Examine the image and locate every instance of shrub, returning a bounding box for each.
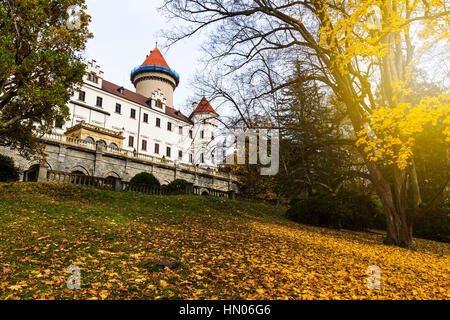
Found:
[167,179,189,194]
[413,205,449,243]
[130,172,160,186]
[0,154,20,182]
[286,190,382,231]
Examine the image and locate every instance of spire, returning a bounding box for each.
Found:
[141,47,169,68]
[192,97,219,116]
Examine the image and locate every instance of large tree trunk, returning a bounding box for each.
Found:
[378,190,413,248]
[371,167,414,249]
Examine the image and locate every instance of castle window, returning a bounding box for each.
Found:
[78,91,86,102]
[189,130,193,139]
[179,126,183,135]
[128,136,134,148]
[130,108,136,119]
[211,132,215,141]
[155,99,163,109]
[167,122,172,131]
[88,72,98,83]
[143,113,149,123]
[109,143,118,149]
[189,153,193,163]
[85,137,95,143]
[55,119,64,129]
[166,147,171,158]
[156,118,161,127]
[142,140,147,151]
[201,130,204,139]
[155,143,160,154]
[201,153,205,163]
[96,97,103,107]
[115,103,121,114]
[211,153,215,164]
[178,150,183,160]
[98,140,106,147]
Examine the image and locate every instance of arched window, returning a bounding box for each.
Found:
[109,143,118,149]
[88,72,98,83]
[85,137,95,143]
[97,140,106,146]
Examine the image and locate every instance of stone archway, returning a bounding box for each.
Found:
[24,165,40,182]
[23,161,52,182]
[199,188,210,196]
[70,166,90,176]
[104,172,121,189]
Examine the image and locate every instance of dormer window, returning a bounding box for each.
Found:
[155,99,163,109]
[118,87,124,94]
[88,72,98,84]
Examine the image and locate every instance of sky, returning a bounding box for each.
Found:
[84,0,204,114]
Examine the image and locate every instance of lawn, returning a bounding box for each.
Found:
[0,183,448,300]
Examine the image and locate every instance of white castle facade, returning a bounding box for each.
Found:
[1,48,239,195]
[56,47,220,169]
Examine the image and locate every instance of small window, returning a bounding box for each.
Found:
[155,143,160,154]
[130,109,136,119]
[211,133,215,141]
[211,153,215,164]
[166,147,171,158]
[189,130,193,139]
[156,118,161,127]
[200,130,204,139]
[189,153,193,163]
[88,72,98,83]
[178,150,183,160]
[143,113,149,123]
[142,140,147,151]
[78,91,86,102]
[155,99,163,109]
[109,143,118,149]
[201,153,205,163]
[167,122,172,131]
[85,137,95,143]
[55,119,64,129]
[179,126,183,135]
[115,103,121,114]
[96,97,103,107]
[128,136,134,148]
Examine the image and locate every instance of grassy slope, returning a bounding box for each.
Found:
[0,183,448,300]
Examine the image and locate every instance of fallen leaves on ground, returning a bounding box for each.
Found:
[0,183,448,300]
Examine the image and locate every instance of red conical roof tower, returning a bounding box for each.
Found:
[141,47,170,68]
[130,47,180,107]
[191,97,219,117]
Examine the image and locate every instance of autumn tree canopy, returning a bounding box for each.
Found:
[162,0,449,248]
[0,0,91,157]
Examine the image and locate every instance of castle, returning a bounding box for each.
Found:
[1,48,239,196]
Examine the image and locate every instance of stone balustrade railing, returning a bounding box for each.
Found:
[39,133,231,180]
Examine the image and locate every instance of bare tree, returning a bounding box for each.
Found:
[161,0,450,248]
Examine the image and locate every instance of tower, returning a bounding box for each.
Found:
[130,48,179,108]
[190,98,220,167]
